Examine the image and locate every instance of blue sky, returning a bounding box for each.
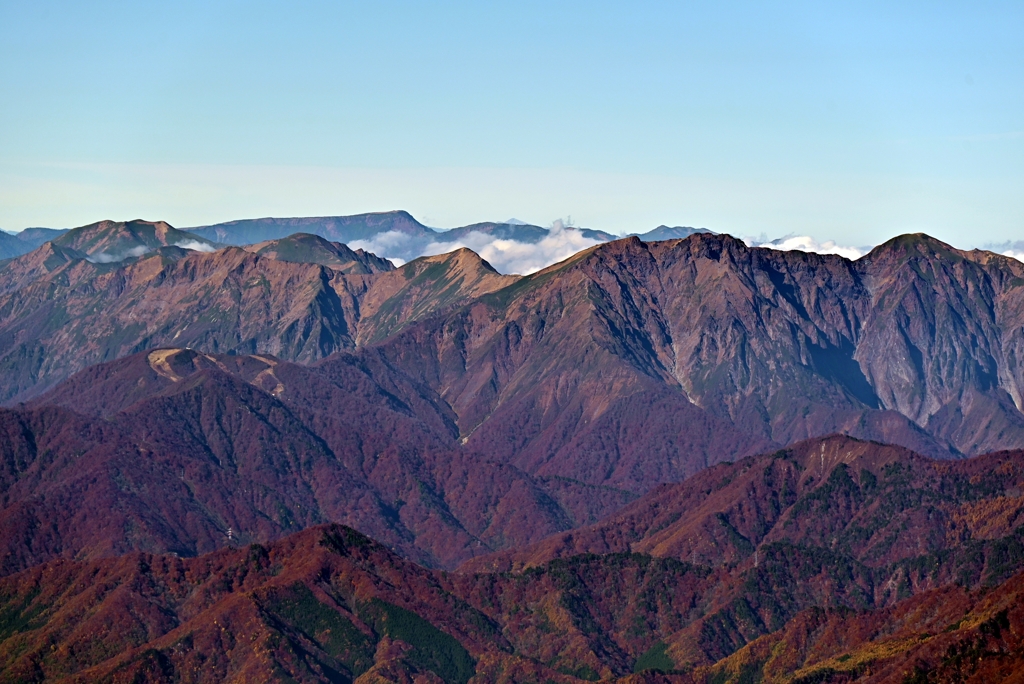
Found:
[1,1,1021,247]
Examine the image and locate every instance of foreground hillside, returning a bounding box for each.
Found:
[0,347,636,574]
[464,434,1024,572]
[0,432,1019,684]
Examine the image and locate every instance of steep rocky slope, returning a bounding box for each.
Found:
[7,229,1024,497]
[362,233,1024,493]
[0,228,514,402]
[243,233,394,273]
[0,348,632,574]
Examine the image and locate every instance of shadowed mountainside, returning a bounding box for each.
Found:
[0,443,1021,684]
[361,233,1024,485]
[0,228,68,260]
[6,230,1024,497]
[0,348,634,574]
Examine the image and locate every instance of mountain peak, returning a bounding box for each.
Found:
[246,233,393,274]
[52,219,218,261]
[863,232,960,261]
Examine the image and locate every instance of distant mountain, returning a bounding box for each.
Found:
[0,237,514,402]
[2,215,709,267]
[7,228,1024,573]
[7,231,1024,478]
[52,218,218,259]
[0,232,25,260]
[0,435,1021,681]
[244,232,394,273]
[15,227,68,247]
[0,227,70,260]
[181,211,619,263]
[184,210,435,247]
[634,224,713,241]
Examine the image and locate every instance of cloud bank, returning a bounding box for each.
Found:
[351,220,604,275]
[87,245,152,263]
[175,240,218,253]
[743,235,869,260]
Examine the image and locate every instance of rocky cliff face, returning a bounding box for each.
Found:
[364,233,1024,483]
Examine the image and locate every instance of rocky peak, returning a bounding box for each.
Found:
[52,218,218,260]
[246,233,394,274]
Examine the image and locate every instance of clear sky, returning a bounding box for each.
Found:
[1,1,1021,247]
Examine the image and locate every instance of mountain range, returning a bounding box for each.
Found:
[3,214,1024,681]
[0,434,1020,682]
[1,211,707,264]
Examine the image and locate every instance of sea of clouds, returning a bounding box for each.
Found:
[351,219,604,275]
[352,223,882,275]
[742,235,870,260]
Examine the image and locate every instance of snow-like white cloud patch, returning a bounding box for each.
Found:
[350,220,604,275]
[87,245,151,263]
[174,240,217,252]
[744,235,868,261]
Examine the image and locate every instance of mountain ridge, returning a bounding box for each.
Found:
[0,431,1021,683]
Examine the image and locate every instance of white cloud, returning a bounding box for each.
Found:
[87,245,152,263]
[174,240,217,252]
[350,220,604,275]
[744,235,868,261]
[1002,250,1024,263]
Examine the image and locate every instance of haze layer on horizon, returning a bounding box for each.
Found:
[1,2,1021,248]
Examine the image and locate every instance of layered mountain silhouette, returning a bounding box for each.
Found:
[5,215,1024,681]
[6,224,1024,462]
[0,347,634,573]
[0,228,66,260]
[184,211,633,254]
[1,211,702,264]
[0,434,1020,682]
[0,224,515,402]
